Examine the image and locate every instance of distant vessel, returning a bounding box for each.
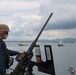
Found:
[58,40,64,46]
[19,42,27,46]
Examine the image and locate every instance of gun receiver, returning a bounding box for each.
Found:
[11,13,53,75]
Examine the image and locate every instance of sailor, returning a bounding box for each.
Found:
[0,24,24,75]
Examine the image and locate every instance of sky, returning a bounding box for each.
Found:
[0,0,76,41]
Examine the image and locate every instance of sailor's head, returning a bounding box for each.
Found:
[0,24,10,39]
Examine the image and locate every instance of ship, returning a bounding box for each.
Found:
[58,40,64,46]
[18,42,27,46]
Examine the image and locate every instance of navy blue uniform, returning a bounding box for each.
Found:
[0,40,18,75]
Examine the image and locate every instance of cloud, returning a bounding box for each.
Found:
[39,28,76,40]
[0,0,76,41]
[52,0,76,4]
[45,18,76,30]
[0,0,40,10]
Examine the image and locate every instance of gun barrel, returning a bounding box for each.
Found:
[27,13,53,53]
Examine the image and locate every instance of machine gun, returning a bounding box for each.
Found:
[10,13,53,75]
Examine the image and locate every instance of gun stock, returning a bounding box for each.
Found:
[11,13,53,75]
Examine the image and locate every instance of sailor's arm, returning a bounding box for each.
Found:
[8,49,25,56]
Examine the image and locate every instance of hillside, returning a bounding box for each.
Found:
[38,38,76,43]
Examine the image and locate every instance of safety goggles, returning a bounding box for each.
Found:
[4,31,8,35]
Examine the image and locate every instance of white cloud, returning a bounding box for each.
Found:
[0,0,76,41]
[39,28,76,40]
[0,1,40,10]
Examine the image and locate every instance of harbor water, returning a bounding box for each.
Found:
[5,41,76,75]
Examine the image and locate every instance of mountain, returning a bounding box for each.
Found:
[61,38,76,42]
[38,38,76,43]
[5,38,76,43]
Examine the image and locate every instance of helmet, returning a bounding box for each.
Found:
[0,24,10,33]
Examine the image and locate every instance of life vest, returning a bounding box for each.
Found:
[0,40,10,69]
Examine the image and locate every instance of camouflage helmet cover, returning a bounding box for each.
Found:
[0,24,10,33]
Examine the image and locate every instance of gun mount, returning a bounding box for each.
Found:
[10,13,53,75]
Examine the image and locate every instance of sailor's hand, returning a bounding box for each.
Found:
[16,50,25,61]
[19,50,25,54]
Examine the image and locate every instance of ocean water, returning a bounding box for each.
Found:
[5,41,76,75]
